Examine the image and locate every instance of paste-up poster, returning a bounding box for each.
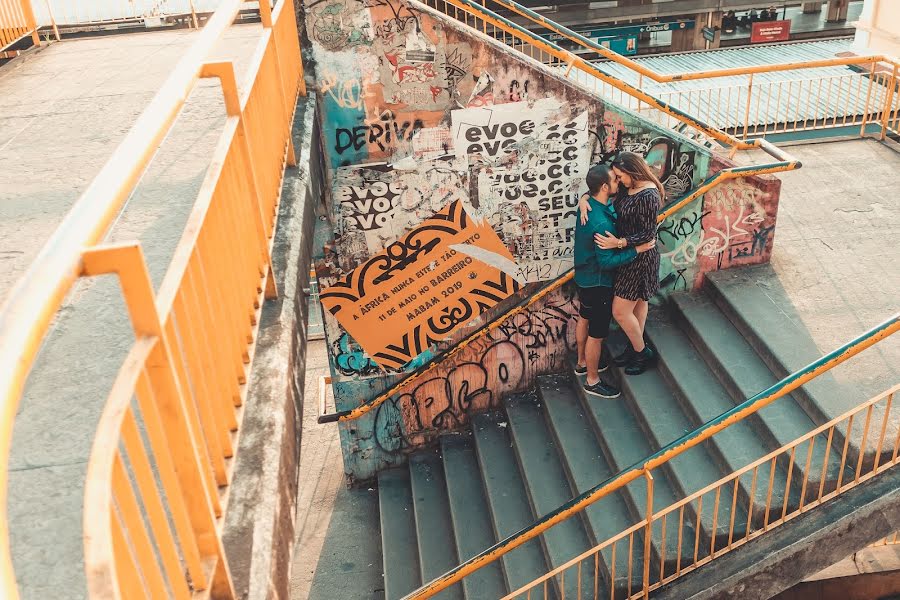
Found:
[320,200,521,370]
[332,157,469,270]
[451,100,591,283]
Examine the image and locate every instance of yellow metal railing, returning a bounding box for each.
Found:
[504,383,900,600]
[0,0,304,597]
[439,0,900,141]
[0,0,39,49]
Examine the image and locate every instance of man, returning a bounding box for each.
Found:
[573,165,655,398]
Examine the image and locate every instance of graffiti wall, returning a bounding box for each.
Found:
[657,156,782,292]
[305,0,780,481]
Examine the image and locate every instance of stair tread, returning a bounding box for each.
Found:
[472,412,553,594]
[671,292,845,489]
[610,347,738,539]
[705,267,851,420]
[537,374,641,589]
[647,311,789,512]
[569,368,690,561]
[409,451,465,600]
[440,434,509,600]
[379,468,422,600]
[504,392,597,598]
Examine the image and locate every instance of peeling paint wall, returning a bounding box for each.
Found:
[304,0,781,482]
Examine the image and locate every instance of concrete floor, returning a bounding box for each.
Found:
[758,138,900,402]
[0,26,262,598]
[289,340,385,600]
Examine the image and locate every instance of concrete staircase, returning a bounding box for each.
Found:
[373,269,864,599]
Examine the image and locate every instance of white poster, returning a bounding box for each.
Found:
[451,101,591,282]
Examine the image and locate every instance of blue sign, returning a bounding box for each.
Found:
[546,18,695,42]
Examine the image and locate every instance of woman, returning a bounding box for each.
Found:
[579,152,663,375]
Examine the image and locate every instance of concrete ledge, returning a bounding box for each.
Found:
[221,92,319,600]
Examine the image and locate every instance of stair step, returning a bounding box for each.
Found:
[671,292,848,500]
[409,450,465,600]
[440,434,508,600]
[568,367,693,568]
[705,267,866,458]
[537,374,641,593]
[603,334,737,544]
[646,313,790,528]
[472,412,554,596]
[378,468,422,600]
[504,392,596,599]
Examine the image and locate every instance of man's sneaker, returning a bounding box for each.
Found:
[583,379,621,399]
[574,363,587,375]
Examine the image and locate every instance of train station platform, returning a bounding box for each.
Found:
[720,1,864,46]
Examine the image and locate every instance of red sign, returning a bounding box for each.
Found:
[751,19,791,43]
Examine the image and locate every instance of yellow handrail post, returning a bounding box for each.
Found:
[859,62,877,137]
[637,73,644,113]
[880,64,898,140]
[742,73,754,141]
[41,0,60,41]
[20,0,40,45]
[80,243,235,598]
[643,469,654,600]
[189,0,199,29]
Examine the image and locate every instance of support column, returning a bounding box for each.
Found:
[826,0,849,22]
[670,12,718,52]
[802,2,823,14]
[707,10,723,50]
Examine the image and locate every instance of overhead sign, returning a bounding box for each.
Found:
[546,18,694,42]
[751,19,791,43]
[320,200,521,370]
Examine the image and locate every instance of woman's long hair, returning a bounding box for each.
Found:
[611,152,666,201]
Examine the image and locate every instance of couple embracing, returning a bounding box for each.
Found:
[573,152,663,399]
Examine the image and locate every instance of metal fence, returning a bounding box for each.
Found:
[0,0,38,49]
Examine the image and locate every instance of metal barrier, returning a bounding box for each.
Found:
[0,0,304,596]
[404,315,900,599]
[0,0,39,49]
[504,382,900,600]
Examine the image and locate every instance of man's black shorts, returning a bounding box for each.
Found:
[577,285,615,339]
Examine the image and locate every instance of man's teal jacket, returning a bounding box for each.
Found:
[573,197,637,288]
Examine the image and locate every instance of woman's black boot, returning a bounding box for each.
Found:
[613,346,634,367]
[625,346,655,375]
